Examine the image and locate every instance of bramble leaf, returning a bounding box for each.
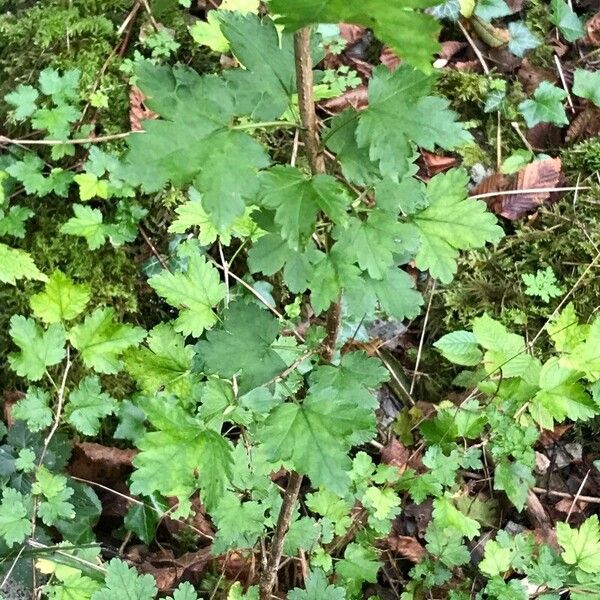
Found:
[30,271,91,323]
[148,254,226,337]
[434,330,483,366]
[410,169,503,283]
[69,308,145,374]
[9,316,66,381]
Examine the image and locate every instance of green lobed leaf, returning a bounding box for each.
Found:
[573,68,600,108]
[125,323,197,395]
[148,253,226,337]
[60,204,107,250]
[519,81,568,128]
[288,569,346,600]
[5,84,39,120]
[259,387,375,494]
[0,243,46,285]
[9,316,66,381]
[30,271,91,323]
[494,459,535,511]
[0,205,34,238]
[550,0,585,42]
[196,302,287,393]
[0,488,32,546]
[410,169,503,283]
[12,387,53,432]
[130,397,233,511]
[66,376,118,436]
[118,62,270,230]
[557,515,600,574]
[258,166,351,250]
[91,559,157,600]
[508,21,540,57]
[356,66,472,180]
[68,308,146,374]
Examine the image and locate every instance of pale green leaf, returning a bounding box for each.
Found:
[30,271,91,323]
[573,68,600,108]
[434,330,483,366]
[0,243,46,285]
[519,82,568,128]
[12,387,53,432]
[557,516,600,574]
[91,559,157,600]
[69,308,146,374]
[9,316,66,381]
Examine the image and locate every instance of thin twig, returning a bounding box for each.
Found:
[0,132,138,147]
[410,280,436,395]
[510,121,534,152]
[566,470,591,523]
[554,54,575,113]
[458,20,490,75]
[218,242,230,308]
[471,186,590,200]
[139,225,170,272]
[0,545,26,591]
[532,486,600,505]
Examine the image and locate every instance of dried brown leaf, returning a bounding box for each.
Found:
[320,86,368,114]
[585,12,600,46]
[387,535,426,562]
[381,438,410,474]
[501,158,562,219]
[129,86,158,132]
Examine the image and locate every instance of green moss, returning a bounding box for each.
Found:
[563,137,600,175]
[524,0,554,68]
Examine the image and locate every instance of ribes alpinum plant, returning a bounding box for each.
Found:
[1,1,600,599]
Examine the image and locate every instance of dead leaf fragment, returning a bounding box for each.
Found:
[321,86,368,114]
[585,12,600,46]
[387,535,426,562]
[381,438,410,474]
[130,87,158,132]
[419,151,457,177]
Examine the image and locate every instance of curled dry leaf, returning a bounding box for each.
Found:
[439,41,468,61]
[387,534,426,563]
[129,86,158,132]
[321,86,368,114]
[339,23,366,45]
[419,151,457,177]
[3,391,24,427]
[585,12,600,46]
